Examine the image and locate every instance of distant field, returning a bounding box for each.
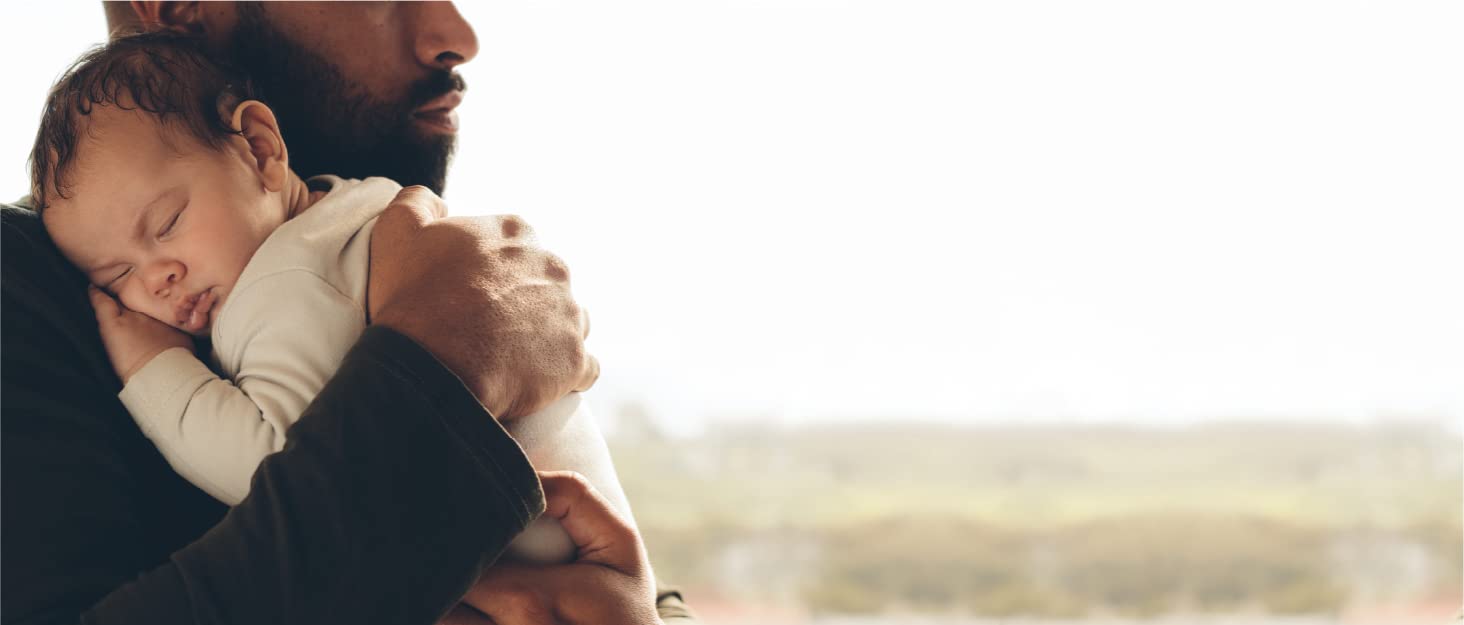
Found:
[608,420,1461,620]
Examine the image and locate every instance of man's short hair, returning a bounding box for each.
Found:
[29,31,256,211]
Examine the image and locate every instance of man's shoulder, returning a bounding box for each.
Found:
[2,197,116,386]
[3,198,46,254]
[4,200,69,295]
[4,199,81,296]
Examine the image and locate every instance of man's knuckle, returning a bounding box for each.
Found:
[497,214,526,239]
[499,245,524,260]
[542,256,569,282]
[562,470,593,494]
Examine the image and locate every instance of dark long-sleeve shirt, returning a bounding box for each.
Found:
[1,203,694,624]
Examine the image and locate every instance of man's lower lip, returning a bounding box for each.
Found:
[413,110,459,133]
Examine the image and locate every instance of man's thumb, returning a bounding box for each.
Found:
[538,471,645,576]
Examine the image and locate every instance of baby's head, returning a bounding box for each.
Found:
[31,32,304,336]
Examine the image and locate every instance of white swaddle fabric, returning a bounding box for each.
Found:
[502,392,635,563]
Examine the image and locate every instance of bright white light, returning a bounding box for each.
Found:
[4,2,1460,431]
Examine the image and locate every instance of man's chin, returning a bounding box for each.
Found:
[386,135,455,194]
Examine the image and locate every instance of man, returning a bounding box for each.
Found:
[1,2,695,623]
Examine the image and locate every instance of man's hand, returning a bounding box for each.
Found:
[367,186,598,420]
[458,471,661,625]
[88,286,194,383]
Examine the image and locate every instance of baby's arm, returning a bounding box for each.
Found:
[117,348,292,504]
[95,271,364,505]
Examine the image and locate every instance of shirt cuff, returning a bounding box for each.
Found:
[350,326,545,531]
[117,346,215,439]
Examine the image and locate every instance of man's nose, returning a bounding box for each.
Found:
[146,260,186,298]
[414,2,480,70]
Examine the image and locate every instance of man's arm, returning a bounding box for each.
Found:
[85,328,545,624]
[4,199,696,624]
[370,189,700,624]
[3,204,539,624]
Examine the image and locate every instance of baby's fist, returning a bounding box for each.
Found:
[88,286,194,383]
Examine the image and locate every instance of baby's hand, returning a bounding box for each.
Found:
[88,286,194,384]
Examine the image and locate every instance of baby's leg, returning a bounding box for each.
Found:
[500,392,635,564]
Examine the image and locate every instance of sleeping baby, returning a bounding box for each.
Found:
[29,32,629,566]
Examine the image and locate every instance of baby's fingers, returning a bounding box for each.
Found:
[88,286,122,321]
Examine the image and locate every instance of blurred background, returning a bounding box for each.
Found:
[3,2,1459,624]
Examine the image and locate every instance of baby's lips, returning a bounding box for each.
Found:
[174,288,214,332]
[191,288,218,330]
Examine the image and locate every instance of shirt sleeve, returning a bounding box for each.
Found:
[118,269,368,505]
[3,221,544,625]
[3,204,700,625]
[85,327,546,625]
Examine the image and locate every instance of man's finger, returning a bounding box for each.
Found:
[538,471,643,576]
[461,565,558,625]
[493,214,536,242]
[374,186,440,245]
[88,286,121,320]
[391,185,446,223]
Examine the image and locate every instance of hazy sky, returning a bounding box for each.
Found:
[3,2,1459,432]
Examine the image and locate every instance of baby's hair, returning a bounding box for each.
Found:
[29,31,257,212]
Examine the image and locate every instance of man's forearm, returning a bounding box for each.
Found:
[84,328,545,625]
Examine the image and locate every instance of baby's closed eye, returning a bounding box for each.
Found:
[94,266,131,294]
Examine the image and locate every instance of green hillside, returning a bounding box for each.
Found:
[610,421,1461,618]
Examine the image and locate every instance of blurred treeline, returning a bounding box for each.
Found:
[608,419,1462,618]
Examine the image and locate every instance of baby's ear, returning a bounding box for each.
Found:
[230,100,289,192]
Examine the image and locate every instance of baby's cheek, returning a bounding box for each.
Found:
[115,290,144,315]
[117,290,166,324]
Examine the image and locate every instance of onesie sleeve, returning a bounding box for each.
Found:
[119,269,368,505]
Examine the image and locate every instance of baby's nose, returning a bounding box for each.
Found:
[151,261,186,297]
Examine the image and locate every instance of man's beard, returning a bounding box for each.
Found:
[228,3,463,194]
